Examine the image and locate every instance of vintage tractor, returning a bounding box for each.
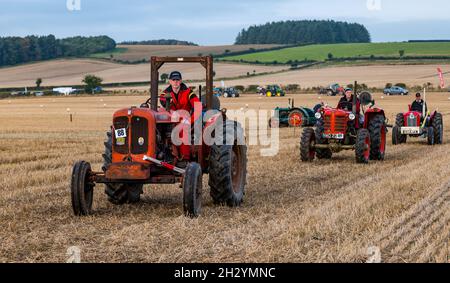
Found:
[269,98,319,128]
[300,82,387,164]
[318,83,344,96]
[70,56,247,218]
[392,91,443,145]
[265,85,285,97]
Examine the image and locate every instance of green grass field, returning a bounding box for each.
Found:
[222,42,450,63]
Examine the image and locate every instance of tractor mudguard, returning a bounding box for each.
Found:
[363,108,385,128]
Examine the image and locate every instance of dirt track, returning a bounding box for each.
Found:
[0,92,448,262]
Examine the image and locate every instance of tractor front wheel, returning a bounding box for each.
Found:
[355,129,370,164]
[395,113,407,144]
[183,162,202,218]
[368,114,387,160]
[427,127,435,145]
[300,128,316,162]
[71,161,94,216]
[288,110,304,127]
[314,119,332,159]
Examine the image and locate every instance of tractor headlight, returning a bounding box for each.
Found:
[315,112,322,119]
[349,113,356,121]
[409,113,415,119]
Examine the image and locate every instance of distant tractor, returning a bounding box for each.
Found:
[319,83,344,96]
[70,56,247,218]
[214,87,240,98]
[263,85,285,97]
[392,91,443,145]
[301,82,387,164]
[269,98,319,128]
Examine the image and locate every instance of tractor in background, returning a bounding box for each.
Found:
[301,82,387,164]
[70,56,247,218]
[319,83,344,96]
[269,98,319,128]
[392,90,443,145]
[260,85,285,97]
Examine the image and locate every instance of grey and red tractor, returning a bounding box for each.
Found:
[71,56,247,218]
[301,83,387,164]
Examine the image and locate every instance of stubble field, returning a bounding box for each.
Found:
[0,92,449,262]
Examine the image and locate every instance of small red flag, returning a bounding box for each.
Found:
[437,67,445,88]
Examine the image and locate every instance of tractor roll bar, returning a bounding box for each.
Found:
[150,56,214,111]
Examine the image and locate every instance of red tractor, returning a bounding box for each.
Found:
[70,56,247,218]
[392,96,443,145]
[300,83,387,164]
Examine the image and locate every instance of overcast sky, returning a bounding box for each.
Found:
[1,0,450,45]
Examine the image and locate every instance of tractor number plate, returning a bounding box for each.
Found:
[401,127,420,135]
[115,128,127,138]
[324,133,344,139]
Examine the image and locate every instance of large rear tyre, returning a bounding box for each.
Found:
[368,114,387,160]
[300,128,316,162]
[183,162,202,218]
[102,131,143,205]
[355,129,370,164]
[209,121,247,207]
[288,110,304,127]
[432,113,443,144]
[71,161,94,216]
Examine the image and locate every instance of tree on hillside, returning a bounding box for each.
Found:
[36,78,42,89]
[399,50,405,57]
[235,20,371,44]
[82,75,103,93]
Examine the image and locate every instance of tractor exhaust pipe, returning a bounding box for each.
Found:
[143,155,186,174]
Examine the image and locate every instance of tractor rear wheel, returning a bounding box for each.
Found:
[300,128,316,162]
[314,119,332,159]
[395,113,407,144]
[102,131,143,204]
[427,127,435,145]
[288,110,304,127]
[183,162,202,218]
[71,161,94,216]
[432,113,443,144]
[209,121,247,207]
[368,114,386,160]
[355,129,370,164]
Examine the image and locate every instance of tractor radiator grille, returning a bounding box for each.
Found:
[324,115,347,133]
[131,116,148,154]
[113,116,129,154]
[407,116,418,127]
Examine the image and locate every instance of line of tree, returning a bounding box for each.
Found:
[119,39,198,46]
[235,20,371,45]
[0,35,116,67]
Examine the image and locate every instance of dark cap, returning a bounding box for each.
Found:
[169,71,182,80]
[345,87,353,92]
[416,92,421,97]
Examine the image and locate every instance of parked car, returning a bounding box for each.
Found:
[384,86,409,96]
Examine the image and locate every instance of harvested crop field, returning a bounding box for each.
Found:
[0,92,448,262]
[92,44,283,61]
[0,59,287,88]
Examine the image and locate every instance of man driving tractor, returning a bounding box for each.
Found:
[411,92,428,114]
[160,71,202,165]
[337,88,363,125]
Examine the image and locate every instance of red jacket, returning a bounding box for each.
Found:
[160,83,200,113]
